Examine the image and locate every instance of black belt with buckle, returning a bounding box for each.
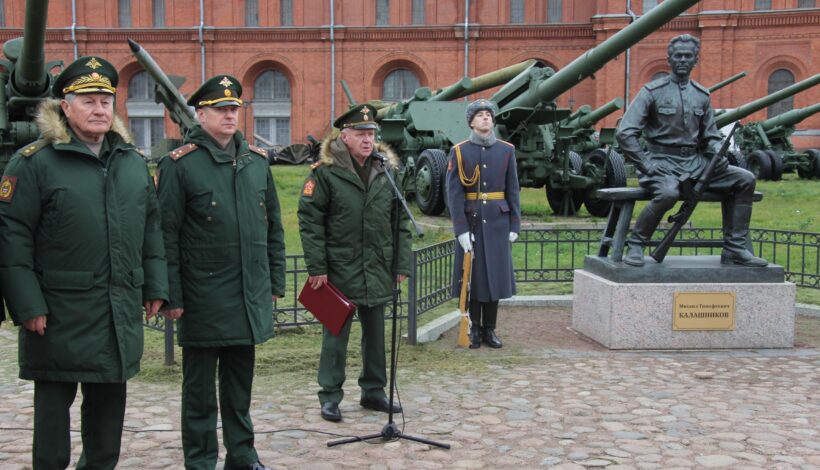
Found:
[647,143,698,157]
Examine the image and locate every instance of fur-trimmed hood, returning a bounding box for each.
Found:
[35,98,134,146]
[319,133,400,171]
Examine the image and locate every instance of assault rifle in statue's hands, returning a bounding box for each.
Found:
[650,122,739,263]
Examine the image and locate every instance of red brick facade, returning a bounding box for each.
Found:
[2,0,818,150]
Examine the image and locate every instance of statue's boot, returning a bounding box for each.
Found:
[624,206,663,267]
[720,203,767,267]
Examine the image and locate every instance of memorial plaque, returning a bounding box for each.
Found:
[673,292,735,331]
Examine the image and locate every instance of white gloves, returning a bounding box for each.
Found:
[509,232,518,243]
[457,232,473,253]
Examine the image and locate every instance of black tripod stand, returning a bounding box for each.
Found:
[328,154,450,449]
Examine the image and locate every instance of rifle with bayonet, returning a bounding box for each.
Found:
[650,123,740,263]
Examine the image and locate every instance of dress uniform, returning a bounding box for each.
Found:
[297,104,412,422]
[447,99,521,349]
[617,34,766,267]
[0,56,168,469]
[157,75,285,470]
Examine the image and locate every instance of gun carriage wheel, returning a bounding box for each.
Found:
[764,150,783,181]
[546,151,584,215]
[414,149,448,216]
[801,149,820,179]
[747,150,773,180]
[582,149,627,217]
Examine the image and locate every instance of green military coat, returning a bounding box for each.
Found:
[157,125,285,347]
[0,99,168,383]
[298,137,412,307]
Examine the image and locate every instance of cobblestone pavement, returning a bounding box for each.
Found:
[0,327,819,469]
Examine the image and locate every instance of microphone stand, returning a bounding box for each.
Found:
[328,154,449,449]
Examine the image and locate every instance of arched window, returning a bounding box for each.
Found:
[253,70,292,148]
[767,69,795,118]
[382,69,419,102]
[651,71,668,82]
[126,71,165,158]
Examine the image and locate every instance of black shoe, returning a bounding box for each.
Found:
[482,328,503,348]
[469,325,481,349]
[321,401,342,422]
[360,396,402,413]
[720,250,768,267]
[225,462,271,470]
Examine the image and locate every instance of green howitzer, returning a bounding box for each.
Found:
[733,102,820,180]
[715,72,820,128]
[365,0,700,217]
[708,71,747,93]
[128,39,196,157]
[0,0,62,173]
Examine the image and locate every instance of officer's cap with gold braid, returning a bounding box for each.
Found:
[52,56,118,98]
[333,104,378,130]
[187,75,243,108]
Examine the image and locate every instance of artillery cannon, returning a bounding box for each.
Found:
[713,72,820,180]
[341,0,700,216]
[0,0,62,173]
[733,103,820,180]
[708,71,747,94]
[128,39,197,159]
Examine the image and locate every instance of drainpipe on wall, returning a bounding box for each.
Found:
[70,0,78,59]
[625,1,637,110]
[463,0,469,95]
[330,0,336,126]
[199,0,206,83]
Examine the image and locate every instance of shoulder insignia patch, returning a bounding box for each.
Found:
[310,161,323,170]
[645,76,671,91]
[302,178,316,197]
[691,80,710,95]
[20,140,48,157]
[248,145,268,158]
[169,143,198,161]
[0,175,18,203]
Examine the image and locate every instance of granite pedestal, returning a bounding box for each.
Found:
[572,256,795,349]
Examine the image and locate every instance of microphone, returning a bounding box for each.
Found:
[372,152,387,162]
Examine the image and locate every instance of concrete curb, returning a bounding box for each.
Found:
[412,295,819,344]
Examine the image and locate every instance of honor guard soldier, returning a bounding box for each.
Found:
[446,99,521,349]
[157,75,285,470]
[0,56,169,469]
[297,104,412,422]
[617,34,767,268]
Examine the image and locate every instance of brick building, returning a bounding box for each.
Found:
[1,0,818,155]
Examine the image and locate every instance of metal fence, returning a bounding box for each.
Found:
[149,227,819,362]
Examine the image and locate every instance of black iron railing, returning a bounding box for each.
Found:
[150,227,819,361]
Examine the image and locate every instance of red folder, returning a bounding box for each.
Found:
[298,279,357,336]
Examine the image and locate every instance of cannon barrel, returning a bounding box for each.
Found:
[376,59,536,119]
[340,79,358,105]
[577,97,624,129]
[12,0,50,96]
[128,39,197,132]
[501,0,700,110]
[760,102,820,132]
[708,71,747,93]
[715,73,820,128]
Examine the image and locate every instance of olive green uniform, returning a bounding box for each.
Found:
[297,137,411,405]
[157,124,285,469]
[0,99,168,469]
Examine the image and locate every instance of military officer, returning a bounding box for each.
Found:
[157,75,285,470]
[0,56,168,469]
[446,99,521,349]
[617,34,767,268]
[297,104,412,422]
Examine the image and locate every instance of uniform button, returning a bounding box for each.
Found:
[483,164,487,168]
[259,202,264,207]
[483,219,487,223]
[211,201,217,206]
[482,201,487,204]
[483,182,487,186]
[206,216,212,221]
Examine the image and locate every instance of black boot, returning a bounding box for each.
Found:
[624,205,663,267]
[721,203,767,267]
[481,301,502,348]
[469,325,481,349]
